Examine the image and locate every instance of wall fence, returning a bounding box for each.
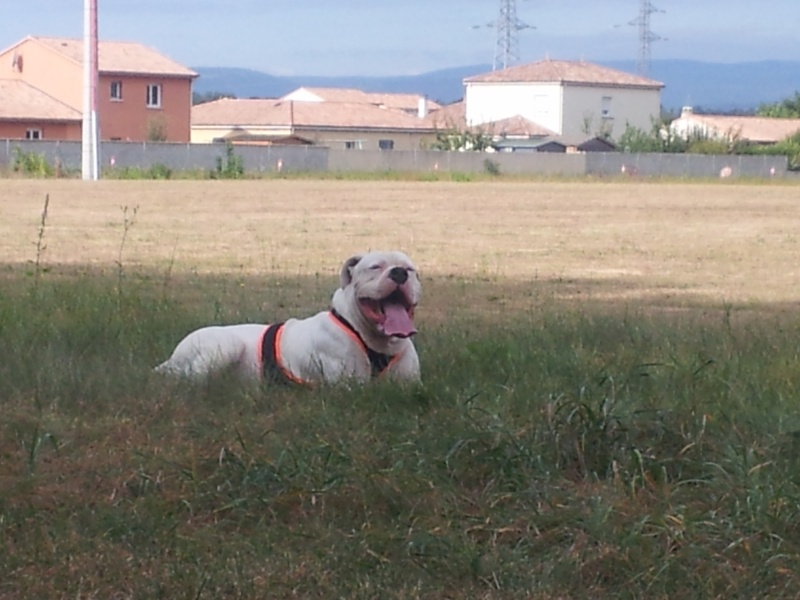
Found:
[0,139,791,180]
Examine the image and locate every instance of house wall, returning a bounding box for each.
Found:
[465,80,661,139]
[0,121,80,141]
[0,38,82,107]
[282,89,324,102]
[297,129,437,151]
[191,125,294,144]
[562,85,661,139]
[465,82,563,133]
[99,75,193,142]
[191,125,436,151]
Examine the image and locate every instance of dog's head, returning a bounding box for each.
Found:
[337,251,421,339]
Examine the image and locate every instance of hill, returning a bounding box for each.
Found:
[193,60,800,112]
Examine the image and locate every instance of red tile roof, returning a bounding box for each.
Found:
[31,36,197,78]
[479,114,556,138]
[0,79,81,121]
[465,58,663,89]
[674,112,800,144]
[426,101,467,129]
[192,98,437,131]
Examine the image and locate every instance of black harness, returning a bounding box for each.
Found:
[260,311,394,384]
[260,322,290,384]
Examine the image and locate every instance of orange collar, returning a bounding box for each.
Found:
[328,310,400,377]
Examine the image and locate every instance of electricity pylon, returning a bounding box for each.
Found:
[473,0,535,70]
[630,0,664,77]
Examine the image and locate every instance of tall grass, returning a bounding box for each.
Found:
[2,264,800,598]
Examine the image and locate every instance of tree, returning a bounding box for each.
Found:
[615,117,688,153]
[756,92,800,118]
[429,128,493,152]
[193,91,237,106]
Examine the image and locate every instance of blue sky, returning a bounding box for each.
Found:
[1,1,798,76]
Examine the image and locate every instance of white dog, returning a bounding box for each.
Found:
[155,251,421,384]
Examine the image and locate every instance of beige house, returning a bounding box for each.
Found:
[192,89,440,150]
[0,35,197,142]
[464,58,664,140]
[670,106,800,145]
[282,87,440,116]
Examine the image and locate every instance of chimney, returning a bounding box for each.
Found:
[681,106,694,117]
[417,97,428,119]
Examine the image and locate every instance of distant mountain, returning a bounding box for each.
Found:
[192,64,484,105]
[603,59,800,112]
[192,60,800,112]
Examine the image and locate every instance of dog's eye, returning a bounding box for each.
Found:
[369,264,382,270]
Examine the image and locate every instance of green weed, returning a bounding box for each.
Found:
[1,269,800,597]
[11,147,55,177]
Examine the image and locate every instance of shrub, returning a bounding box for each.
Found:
[211,142,244,179]
[12,147,54,177]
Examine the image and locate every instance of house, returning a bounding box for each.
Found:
[282,87,441,117]
[463,58,664,140]
[0,79,81,140]
[191,92,440,150]
[425,99,611,153]
[0,36,197,142]
[670,106,800,145]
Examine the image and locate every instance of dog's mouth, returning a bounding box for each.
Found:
[358,289,417,338]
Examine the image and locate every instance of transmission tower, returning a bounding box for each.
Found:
[629,0,664,77]
[473,0,535,71]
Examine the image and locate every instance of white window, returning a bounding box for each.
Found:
[110,81,123,101]
[25,129,42,140]
[344,141,359,150]
[601,96,613,118]
[146,84,162,108]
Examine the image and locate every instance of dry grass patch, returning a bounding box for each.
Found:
[2,178,800,308]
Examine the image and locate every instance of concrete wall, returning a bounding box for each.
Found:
[0,139,790,179]
[327,148,587,176]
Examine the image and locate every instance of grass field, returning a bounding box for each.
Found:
[2,178,800,598]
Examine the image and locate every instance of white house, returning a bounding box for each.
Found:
[463,58,664,140]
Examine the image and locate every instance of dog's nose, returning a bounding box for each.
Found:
[388,266,408,284]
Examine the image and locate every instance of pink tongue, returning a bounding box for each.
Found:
[382,303,417,337]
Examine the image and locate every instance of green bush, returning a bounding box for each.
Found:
[12,147,55,177]
[211,142,245,179]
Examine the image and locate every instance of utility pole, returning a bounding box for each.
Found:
[82,0,99,180]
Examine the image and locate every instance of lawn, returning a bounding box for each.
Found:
[2,178,800,598]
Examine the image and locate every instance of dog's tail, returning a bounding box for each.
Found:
[153,360,178,375]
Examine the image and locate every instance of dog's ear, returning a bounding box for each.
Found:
[340,255,363,288]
